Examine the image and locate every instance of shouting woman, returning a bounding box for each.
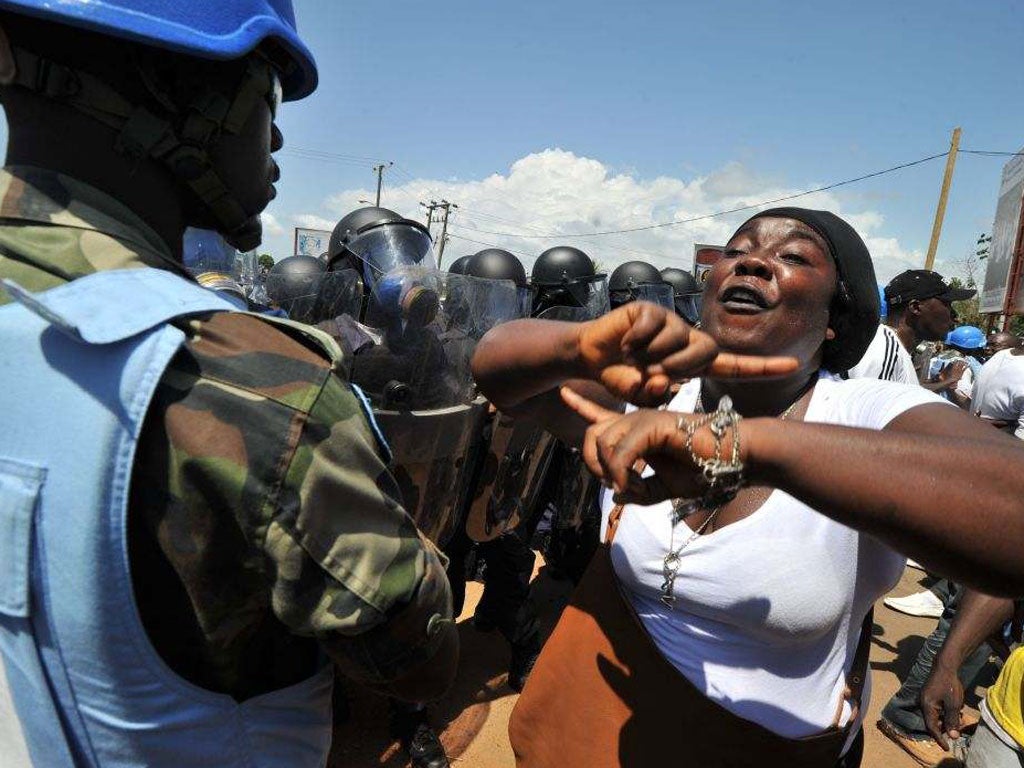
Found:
[471,208,1024,768]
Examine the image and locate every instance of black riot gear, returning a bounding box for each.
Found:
[326,206,439,326]
[661,267,703,324]
[530,246,594,286]
[327,206,435,290]
[609,260,662,293]
[265,255,325,321]
[448,255,473,275]
[608,260,668,309]
[529,246,607,317]
[466,249,527,288]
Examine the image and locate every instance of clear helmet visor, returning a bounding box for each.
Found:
[533,275,610,320]
[630,281,675,311]
[674,293,703,325]
[347,223,436,293]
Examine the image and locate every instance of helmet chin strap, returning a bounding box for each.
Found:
[8,46,269,252]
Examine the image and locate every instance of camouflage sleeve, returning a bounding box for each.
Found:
[265,370,457,692]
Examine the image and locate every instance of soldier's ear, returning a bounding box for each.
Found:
[0,24,14,86]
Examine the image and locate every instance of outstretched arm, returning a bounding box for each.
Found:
[563,391,1024,595]
[471,302,798,445]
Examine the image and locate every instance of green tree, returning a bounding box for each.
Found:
[948,276,983,328]
[257,253,275,271]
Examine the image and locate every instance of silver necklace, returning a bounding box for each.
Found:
[659,382,811,608]
[660,506,722,607]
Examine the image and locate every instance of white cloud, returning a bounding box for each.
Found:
[261,211,284,237]
[293,213,335,231]
[291,148,921,281]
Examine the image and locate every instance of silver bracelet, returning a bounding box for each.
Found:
[672,395,745,520]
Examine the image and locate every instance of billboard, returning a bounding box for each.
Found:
[693,244,725,286]
[293,227,331,258]
[979,148,1024,314]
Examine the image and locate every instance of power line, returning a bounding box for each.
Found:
[960,149,1024,157]
[436,152,949,239]
[446,232,532,260]
[281,146,390,164]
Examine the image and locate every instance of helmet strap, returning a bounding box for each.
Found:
[8,46,269,251]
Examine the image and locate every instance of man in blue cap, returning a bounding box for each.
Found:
[0,3,456,766]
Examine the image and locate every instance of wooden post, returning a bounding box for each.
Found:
[924,127,962,271]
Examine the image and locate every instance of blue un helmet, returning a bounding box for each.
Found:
[877,285,888,320]
[0,1,317,250]
[0,0,317,99]
[945,325,986,350]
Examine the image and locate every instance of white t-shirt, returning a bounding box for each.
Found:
[971,349,1024,439]
[846,324,918,384]
[602,373,945,743]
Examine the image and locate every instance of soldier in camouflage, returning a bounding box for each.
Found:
[0,3,456,763]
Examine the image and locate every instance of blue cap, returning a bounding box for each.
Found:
[945,325,986,350]
[0,0,317,100]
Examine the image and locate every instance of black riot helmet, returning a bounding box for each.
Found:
[661,267,703,324]
[529,246,608,317]
[326,206,435,290]
[530,246,595,286]
[265,255,325,322]
[608,260,667,309]
[466,249,527,288]
[448,255,473,275]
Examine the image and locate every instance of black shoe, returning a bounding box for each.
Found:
[508,636,541,693]
[404,722,450,768]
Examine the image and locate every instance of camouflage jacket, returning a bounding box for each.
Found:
[0,166,455,700]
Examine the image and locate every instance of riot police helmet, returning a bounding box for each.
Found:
[327,206,435,289]
[609,261,663,293]
[660,267,703,324]
[466,248,527,288]
[448,255,473,275]
[660,267,700,297]
[265,255,325,321]
[530,246,595,286]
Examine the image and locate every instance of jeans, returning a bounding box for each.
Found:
[881,581,994,738]
[967,719,1024,768]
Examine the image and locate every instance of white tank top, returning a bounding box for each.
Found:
[604,373,945,740]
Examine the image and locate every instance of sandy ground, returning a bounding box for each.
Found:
[329,560,999,768]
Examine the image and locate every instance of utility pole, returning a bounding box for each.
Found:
[924,127,962,271]
[420,200,437,233]
[419,199,457,267]
[435,200,456,267]
[372,161,393,207]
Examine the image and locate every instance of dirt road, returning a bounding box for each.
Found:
[330,561,997,767]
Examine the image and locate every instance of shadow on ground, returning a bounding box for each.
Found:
[328,566,573,767]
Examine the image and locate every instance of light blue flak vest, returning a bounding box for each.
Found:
[0,269,334,767]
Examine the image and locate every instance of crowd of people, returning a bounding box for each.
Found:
[1,3,1023,768]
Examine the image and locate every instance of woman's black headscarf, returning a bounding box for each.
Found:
[744,207,880,373]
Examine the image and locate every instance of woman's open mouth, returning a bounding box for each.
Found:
[719,284,770,313]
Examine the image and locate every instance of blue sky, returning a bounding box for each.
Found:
[4,0,1021,283]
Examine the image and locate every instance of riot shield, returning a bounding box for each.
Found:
[356,268,520,409]
[373,403,489,546]
[464,412,556,543]
[352,269,521,546]
[183,227,249,308]
[264,267,364,327]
